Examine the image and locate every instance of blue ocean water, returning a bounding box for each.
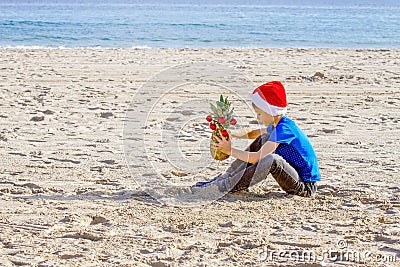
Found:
[0,0,399,48]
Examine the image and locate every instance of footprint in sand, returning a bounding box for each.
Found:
[100,112,114,119]
[30,116,45,122]
[62,232,102,241]
[90,215,111,226]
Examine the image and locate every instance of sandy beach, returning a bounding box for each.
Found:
[0,48,399,266]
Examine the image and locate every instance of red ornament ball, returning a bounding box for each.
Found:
[210,123,216,130]
[230,118,237,125]
[218,117,226,124]
[206,115,212,122]
[221,130,229,137]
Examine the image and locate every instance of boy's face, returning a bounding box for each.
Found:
[252,103,274,126]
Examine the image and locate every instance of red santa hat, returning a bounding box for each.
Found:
[249,81,287,116]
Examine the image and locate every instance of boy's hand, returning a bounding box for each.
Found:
[211,130,232,155]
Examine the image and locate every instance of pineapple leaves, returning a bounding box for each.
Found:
[227,107,234,117]
[210,95,234,123]
[217,101,225,109]
[210,103,219,115]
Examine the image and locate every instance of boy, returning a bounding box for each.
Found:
[193,81,320,197]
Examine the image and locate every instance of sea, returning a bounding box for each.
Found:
[0,0,399,48]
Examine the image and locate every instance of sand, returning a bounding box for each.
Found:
[0,48,399,266]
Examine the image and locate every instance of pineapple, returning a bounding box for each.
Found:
[206,95,237,161]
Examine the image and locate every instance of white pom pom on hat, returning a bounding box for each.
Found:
[249,81,287,116]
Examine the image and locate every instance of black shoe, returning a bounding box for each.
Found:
[190,180,226,195]
[194,173,223,187]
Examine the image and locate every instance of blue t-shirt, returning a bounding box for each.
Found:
[267,116,320,182]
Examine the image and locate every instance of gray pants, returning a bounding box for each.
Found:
[217,133,317,197]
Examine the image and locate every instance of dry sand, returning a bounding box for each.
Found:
[0,48,399,266]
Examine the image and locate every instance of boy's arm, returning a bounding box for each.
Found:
[230,141,278,164]
[212,130,278,164]
[230,128,266,139]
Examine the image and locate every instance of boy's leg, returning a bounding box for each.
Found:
[195,133,270,187]
[194,133,270,188]
[215,133,270,191]
[217,154,316,197]
[224,133,270,176]
[267,154,317,197]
